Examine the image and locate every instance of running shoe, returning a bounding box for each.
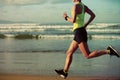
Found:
[55,69,68,79]
[107,46,120,57]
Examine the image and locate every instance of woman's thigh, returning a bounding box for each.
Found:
[67,40,78,54]
[78,42,90,57]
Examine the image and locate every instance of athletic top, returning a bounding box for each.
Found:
[72,2,85,31]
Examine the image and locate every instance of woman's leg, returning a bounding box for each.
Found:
[64,40,78,72]
[79,42,109,59]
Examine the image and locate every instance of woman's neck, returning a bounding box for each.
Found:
[75,1,80,4]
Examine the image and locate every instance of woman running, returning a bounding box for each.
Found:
[55,0,119,79]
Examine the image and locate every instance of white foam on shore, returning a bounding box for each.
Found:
[0,23,120,39]
[91,35,120,39]
[2,34,120,39]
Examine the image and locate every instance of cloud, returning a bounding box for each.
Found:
[0,0,120,24]
[51,0,71,4]
[0,0,70,6]
[0,0,48,6]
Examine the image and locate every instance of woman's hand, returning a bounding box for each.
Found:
[63,12,69,21]
[63,12,68,18]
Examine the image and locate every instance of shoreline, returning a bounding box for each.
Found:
[0,74,120,80]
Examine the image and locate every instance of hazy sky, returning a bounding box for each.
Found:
[0,0,120,24]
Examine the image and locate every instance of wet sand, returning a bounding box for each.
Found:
[0,74,120,80]
[0,39,120,80]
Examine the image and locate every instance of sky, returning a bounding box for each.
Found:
[0,0,120,24]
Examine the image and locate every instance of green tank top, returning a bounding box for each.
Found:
[72,2,85,31]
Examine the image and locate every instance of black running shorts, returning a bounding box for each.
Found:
[73,27,88,44]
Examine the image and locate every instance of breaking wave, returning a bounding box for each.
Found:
[0,23,120,39]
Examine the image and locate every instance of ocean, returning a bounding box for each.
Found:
[0,23,120,77]
[0,23,120,39]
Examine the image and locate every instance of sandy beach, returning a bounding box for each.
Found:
[0,24,120,80]
[0,74,120,80]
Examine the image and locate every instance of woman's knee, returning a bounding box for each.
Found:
[80,50,91,59]
[84,50,97,59]
[84,55,90,59]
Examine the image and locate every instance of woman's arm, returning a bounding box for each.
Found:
[63,5,77,23]
[84,5,96,28]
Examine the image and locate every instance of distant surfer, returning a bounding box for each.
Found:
[55,0,119,79]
